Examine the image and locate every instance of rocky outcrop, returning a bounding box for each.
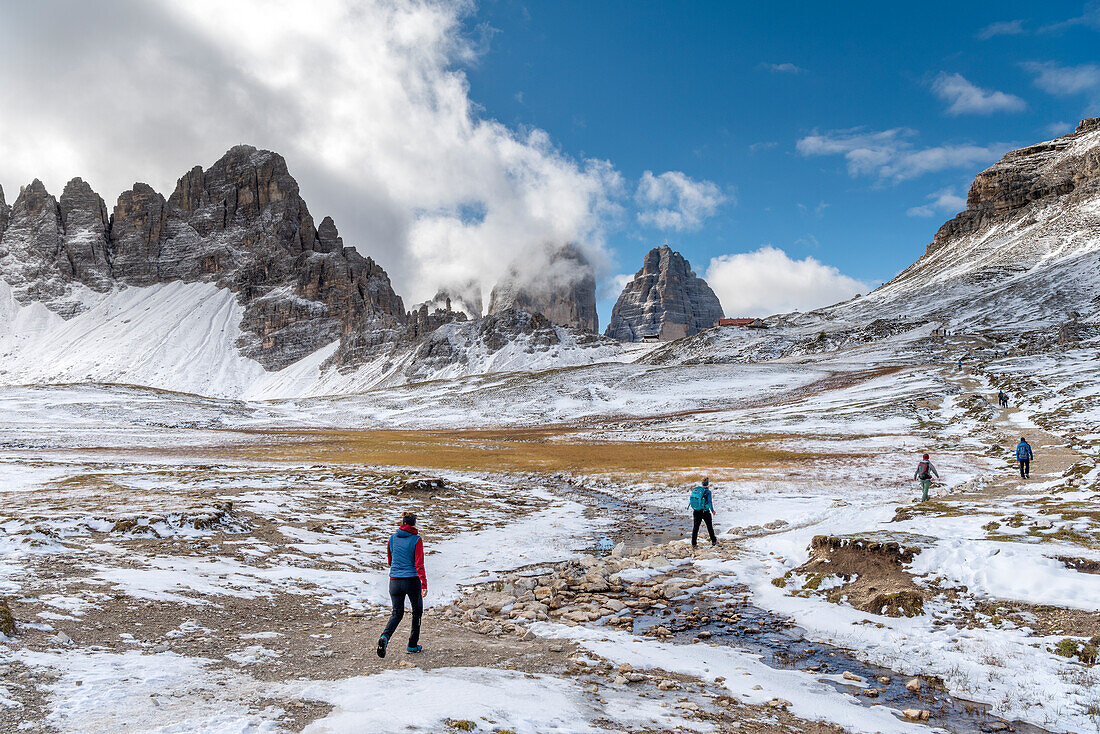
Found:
[0,146,407,370]
[108,183,167,286]
[927,117,1100,255]
[58,178,113,293]
[487,245,598,332]
[0,179,117,316]
[828,117,1100,328]
[425,282,483,318]
[0,185,10,245]
[605,245,723,342]
[0,180,71,314]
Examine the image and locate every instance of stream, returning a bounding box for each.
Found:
[564,480,1054,734]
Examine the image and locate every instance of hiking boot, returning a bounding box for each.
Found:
[376,635,388,658]
[406,645,423,654]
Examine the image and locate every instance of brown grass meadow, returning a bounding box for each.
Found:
[209,426,825,483]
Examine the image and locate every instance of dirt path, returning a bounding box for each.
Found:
[942,365,1082,502]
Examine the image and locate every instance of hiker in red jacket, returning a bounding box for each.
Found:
[377,512,428,657]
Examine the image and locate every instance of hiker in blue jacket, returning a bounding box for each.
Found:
[377,512,428,658]
[689,478,718,548]
[1016,438,1034,479]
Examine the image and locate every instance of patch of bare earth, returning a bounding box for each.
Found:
[793,536,926,617]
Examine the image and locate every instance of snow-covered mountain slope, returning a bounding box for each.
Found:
[0,279,625,400]
[0,280,268,398]
[248,311,626,400]
[647,118,1100,368]
[837,117,1100,328]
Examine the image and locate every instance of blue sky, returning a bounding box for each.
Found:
[460,0,1100,320]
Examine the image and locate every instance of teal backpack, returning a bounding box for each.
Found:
[689,485,708,510]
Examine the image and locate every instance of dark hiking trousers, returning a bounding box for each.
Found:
[1019,459,1030,479]
[692,510,717,547]
[382,577,423,647]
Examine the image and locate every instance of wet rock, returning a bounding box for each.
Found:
[842,671,861,682]
[902,708,931,721]
[905,677,922,692]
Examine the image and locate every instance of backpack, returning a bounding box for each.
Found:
[917,460,931,480]
[689,486,708,510]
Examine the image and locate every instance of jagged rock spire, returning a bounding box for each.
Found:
[605,244,723,342]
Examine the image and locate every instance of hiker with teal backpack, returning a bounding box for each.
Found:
[689,478,718,548]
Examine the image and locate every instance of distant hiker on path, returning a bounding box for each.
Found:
[689,478,718,548]
[997,390,1009,408]
[1016,438,1034,479]
[378,512,427,658]
[914,454,939,502]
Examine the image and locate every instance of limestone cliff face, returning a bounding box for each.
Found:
[0,185,9,239]
[604,245,723,342]
[928,117,1100,256]
[0,146,406,369]
[487,245,599,332]
[834,117,1100,327]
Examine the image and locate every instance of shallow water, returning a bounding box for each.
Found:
[632,591,1051,734]
[569,481,1052,733]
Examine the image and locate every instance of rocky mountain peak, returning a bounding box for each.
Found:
[487,245,598,332]
[0,179,69,313]
[838,117,1100,327]
[1076,117,1100,134]
[58,177,112,292]
[927,118,1100,256]
[605,244,723,342]
[0,146,407,370]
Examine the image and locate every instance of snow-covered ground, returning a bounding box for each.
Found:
[2,323,1100,733]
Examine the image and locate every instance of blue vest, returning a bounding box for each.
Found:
[389,528,421,578]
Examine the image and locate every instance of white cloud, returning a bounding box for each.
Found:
[759,62,804,74]
[704,246,869,317]
[976,20,1025,39]
[0,0,626,305]
[1044,120,1073,137]
[796,202,828,218]
[634,171,728,231]
[1023,61,1100,95]
[931,73,1026,115]
[601,272,635,301]
[796,128,1008,182]
[1040,3,1100,33]
[906,188,967,218]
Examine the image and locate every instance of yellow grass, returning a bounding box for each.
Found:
[205,427,823,482]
